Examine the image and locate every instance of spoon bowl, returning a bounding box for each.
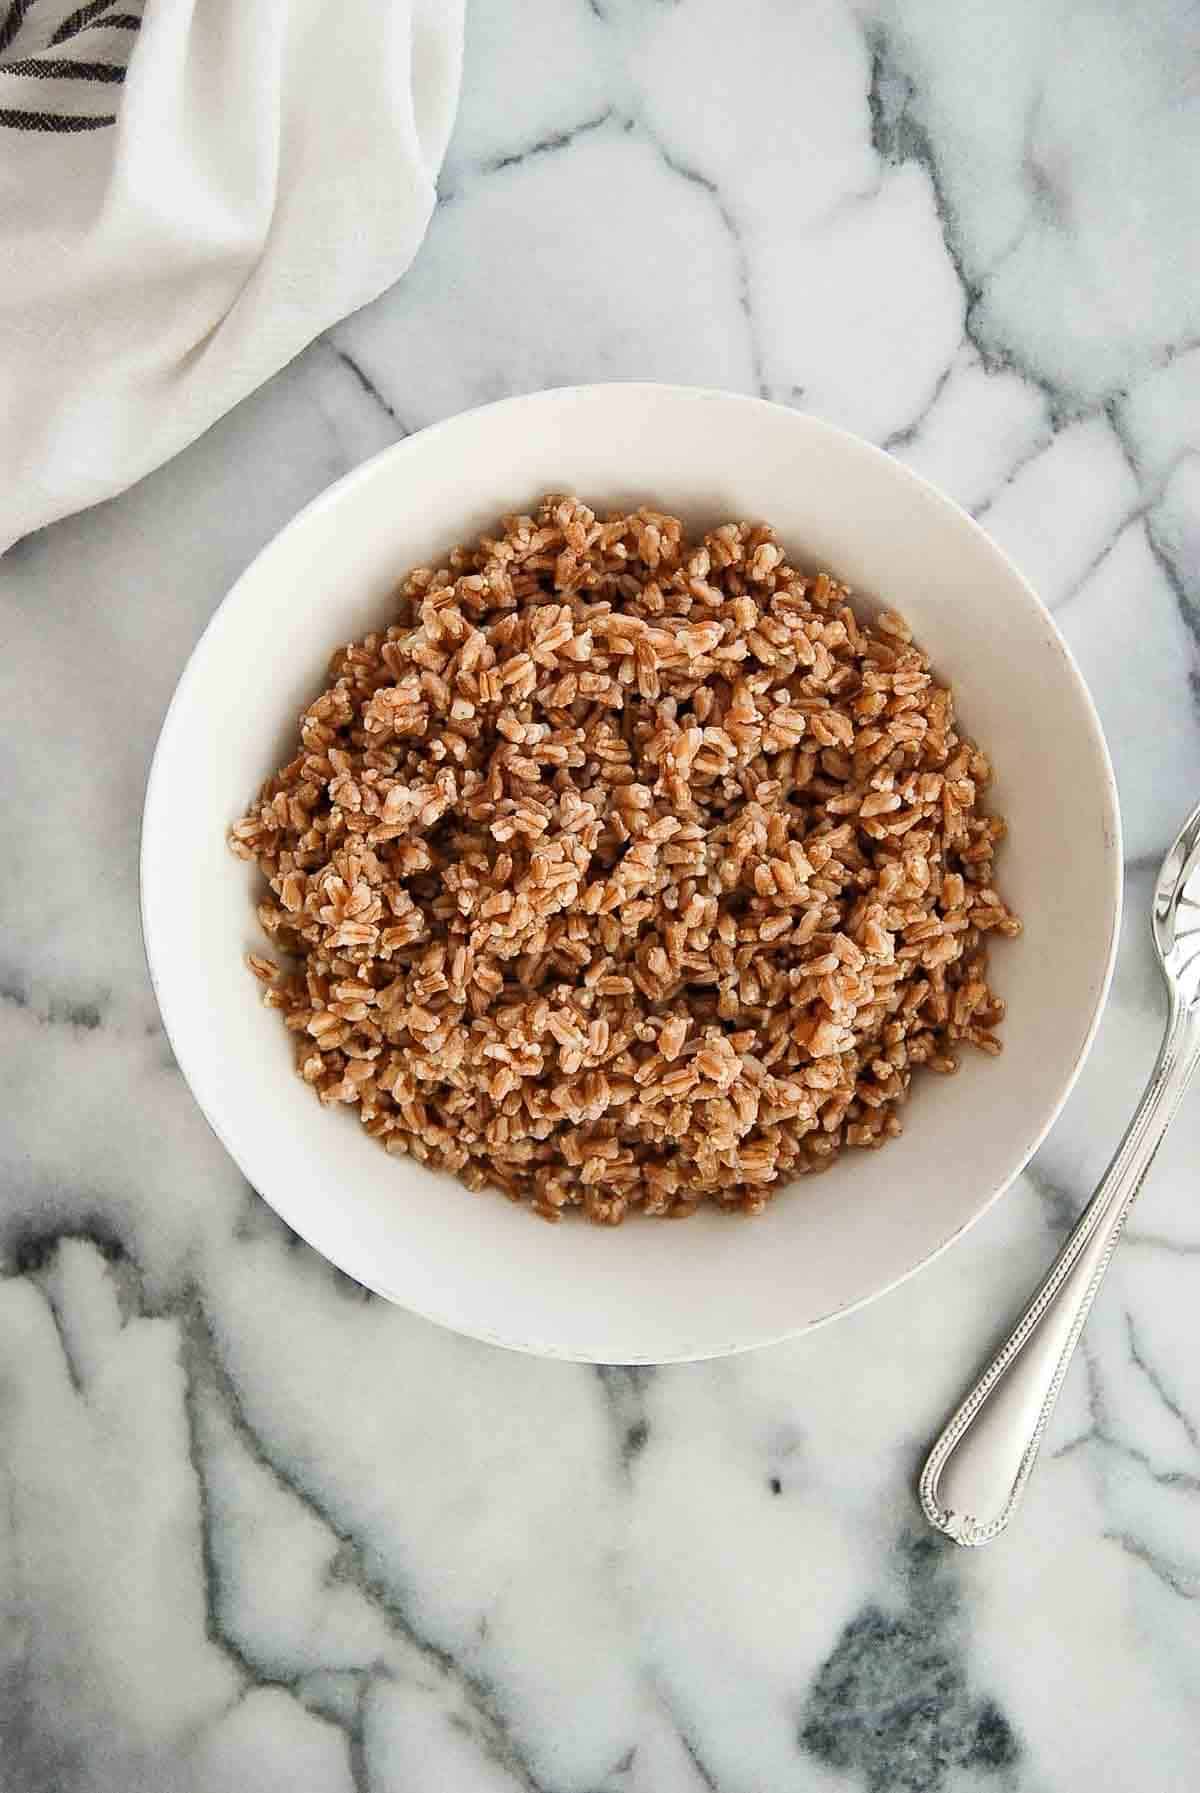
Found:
[1153,800,1200,1003]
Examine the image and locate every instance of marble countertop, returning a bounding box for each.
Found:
[3,2,1200,1788]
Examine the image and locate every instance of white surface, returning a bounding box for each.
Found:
[142,384,1121,1362]
[4,1,1200,1787]
[0,0,463,548]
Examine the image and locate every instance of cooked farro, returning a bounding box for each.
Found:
[230,497,1020,1224]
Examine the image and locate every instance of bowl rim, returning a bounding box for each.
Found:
[140,381,1123,1362]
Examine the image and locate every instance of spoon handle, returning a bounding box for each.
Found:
[920,996,1200,1546]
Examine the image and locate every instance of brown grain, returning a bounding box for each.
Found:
[230,497,1019,1223]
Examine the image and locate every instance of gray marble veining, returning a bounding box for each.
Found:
[3,2,1200,1788]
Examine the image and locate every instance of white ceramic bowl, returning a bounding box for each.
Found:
[142,384,1121,1363]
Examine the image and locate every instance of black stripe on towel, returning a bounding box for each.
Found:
[0,105,116,128]
[51,0,140,43]
[1,55,126,79]
[0,0,34,58]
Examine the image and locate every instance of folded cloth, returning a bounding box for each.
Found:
[0,0,463,548]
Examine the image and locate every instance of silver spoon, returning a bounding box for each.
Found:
[920,798,1200,1546]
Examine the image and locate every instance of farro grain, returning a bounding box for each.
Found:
[231,497,1019,1223]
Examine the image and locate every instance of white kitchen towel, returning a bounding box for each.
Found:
[0,0,463,548]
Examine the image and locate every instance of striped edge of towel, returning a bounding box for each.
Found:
[0,0,143,130]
